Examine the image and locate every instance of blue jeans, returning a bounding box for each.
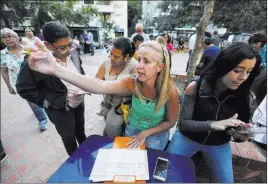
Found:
[27,101,47,125]
[167,130,233,183]
[124,125,169,151]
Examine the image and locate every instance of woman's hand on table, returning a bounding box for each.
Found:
[126,131,149,149]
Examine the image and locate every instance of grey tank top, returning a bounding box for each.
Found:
[103,58,137,106]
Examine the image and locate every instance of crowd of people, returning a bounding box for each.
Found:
[0,21,267,183]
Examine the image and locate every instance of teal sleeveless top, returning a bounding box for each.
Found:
[127,95,165,131]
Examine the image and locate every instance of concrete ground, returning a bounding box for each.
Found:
[0,49,189,183]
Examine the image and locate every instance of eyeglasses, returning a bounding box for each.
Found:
[50,42,73,54]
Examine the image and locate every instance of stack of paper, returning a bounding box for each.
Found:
[89,149,149,182]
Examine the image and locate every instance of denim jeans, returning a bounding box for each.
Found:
[27,101,47,125]
[167,130,233,183]
[124,124,169,151]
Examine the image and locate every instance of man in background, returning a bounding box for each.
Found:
[132,34,144,60]
[211,30,220,47]
[186,32,196,72]
[248,33,267,69]
[87,30,94,56]
[130,23,150,42]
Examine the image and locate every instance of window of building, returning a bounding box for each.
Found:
[84,0,94,4]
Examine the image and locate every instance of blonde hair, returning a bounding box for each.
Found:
[1,28,19,39]
[135,41,172,112]
[156,36,165,46]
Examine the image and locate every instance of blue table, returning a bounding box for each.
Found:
[47,135,196,183]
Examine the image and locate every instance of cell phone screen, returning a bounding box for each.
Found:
[153,158,168,181]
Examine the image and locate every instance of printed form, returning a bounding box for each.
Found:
[89,149,149,182]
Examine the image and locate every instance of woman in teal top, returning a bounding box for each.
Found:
[26,40,179,151]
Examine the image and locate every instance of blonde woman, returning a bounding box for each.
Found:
[27,41,179,150]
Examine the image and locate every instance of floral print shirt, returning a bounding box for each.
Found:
[0,46,25,86]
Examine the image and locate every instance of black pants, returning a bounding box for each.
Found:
[0,139,4,154]
[89,44,94,55]
[45,103,86,155]
[84,43,90,54]
[186,50,192,72]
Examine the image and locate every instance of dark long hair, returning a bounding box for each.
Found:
[200,42,261,122]
[251,69,267,106]
[112,37,135,57]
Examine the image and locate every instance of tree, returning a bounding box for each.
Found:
[127,0,142,37]
[0,0,31,28]
[212,0,267,33]
[154,1,203,32]
[155,0,267,33]
[31,1,99,33]
[185,0,216,88]
[100,14,115,42]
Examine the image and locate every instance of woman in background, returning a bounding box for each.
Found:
[96,37,137,139]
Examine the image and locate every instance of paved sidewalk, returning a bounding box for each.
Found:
[0,51,189,183]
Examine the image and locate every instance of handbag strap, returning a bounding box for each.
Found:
[109,75,119,104]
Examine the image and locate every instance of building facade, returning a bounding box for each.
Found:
[71,0,128,46]
[1,0,128,47]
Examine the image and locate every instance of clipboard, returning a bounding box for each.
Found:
[113,136,145,150]
[103,137,146,183]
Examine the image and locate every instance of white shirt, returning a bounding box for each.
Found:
[21,36,42,49]
[73,39,80,46]
[188,33,196,50]
[130,32,150,42]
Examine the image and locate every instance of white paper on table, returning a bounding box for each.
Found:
[89,149,149,182]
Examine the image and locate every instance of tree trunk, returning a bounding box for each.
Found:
[185,0,216,88]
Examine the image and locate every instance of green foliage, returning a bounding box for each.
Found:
[212,0,267,32]
[0,0,31,28]
[154,1,203,32]
[31,1,99,33]
[65,0,80,9]
[155,0,267,33]
[31,6,52,34]
[100,19,114,42]
[128,0,142,37]
[100,14,114,41]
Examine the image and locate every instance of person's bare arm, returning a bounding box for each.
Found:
[1,67,16,94]
[28,45,133,96]
[55,64,134,96]
[1,67,12,88]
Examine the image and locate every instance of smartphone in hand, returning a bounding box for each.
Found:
[153,157,169,182]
